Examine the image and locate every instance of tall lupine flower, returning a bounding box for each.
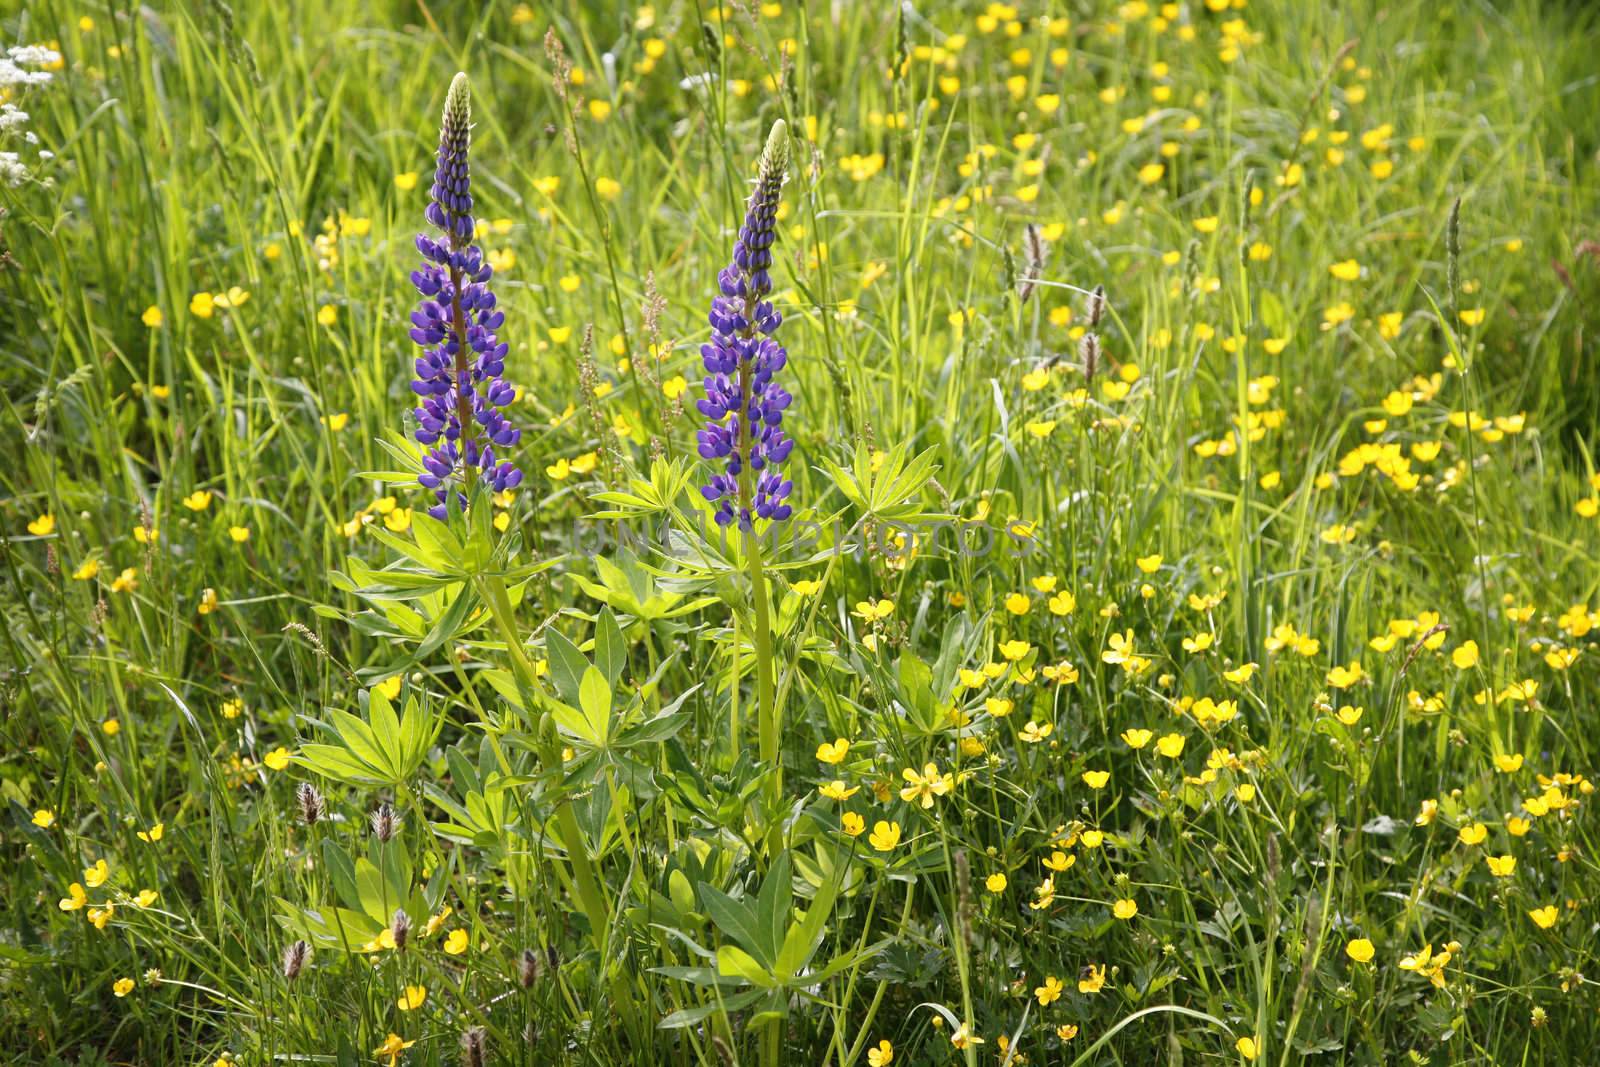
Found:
[697,121,794,528]
[408,73,522,519]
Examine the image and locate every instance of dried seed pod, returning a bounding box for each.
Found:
[282,939,310,980]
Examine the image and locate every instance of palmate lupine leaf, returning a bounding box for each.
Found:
[296,686,442,788]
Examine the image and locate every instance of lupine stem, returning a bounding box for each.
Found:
[735,364,782,846]
[477,573,635,1029]
[449,262,475,488]
[745,525,780,823]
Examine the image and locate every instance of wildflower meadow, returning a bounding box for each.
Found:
[6,1,1600,1064]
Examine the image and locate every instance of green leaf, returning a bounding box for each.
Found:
[366,688,403,773]
[480,668,529,713]
[716,944,777,988]
[658,988,764,1029]
[754,851,793,966]
[353,858,391,926]
[547,699,596,747]
[699,885,767,966]
[595,607,627,689]
[416,582,476,661]
[322,840,360,914]
[577,665,613,747]
[369,527,453,573]
[410,509,465,565]
[326,709,392,778]
[896,651,941,733]
[649,965,742,987]
[296,743,384,786]
[615,706,691,747]
[544,627,589,707]
[775,861,842,979]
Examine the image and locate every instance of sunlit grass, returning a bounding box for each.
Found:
[3,1,1599,1065]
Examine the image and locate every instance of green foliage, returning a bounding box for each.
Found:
[3,1,1599,1065]
[298,686,443,788]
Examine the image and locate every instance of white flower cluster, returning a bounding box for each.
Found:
[1,44,60,187]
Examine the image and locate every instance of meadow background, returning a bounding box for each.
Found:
[4,0,1600,1064]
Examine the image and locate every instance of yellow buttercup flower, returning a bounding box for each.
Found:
[819,780,858,801]
[1326,661,1363,688]
[1328,259,1361,281]
[899,763,951,808]
[816,738,850,764]
[373,1033,416,1067]
[998,639,1031,661]
[949,1022,982,1049]
[1103,630,1138,665]
[852,599,894,622]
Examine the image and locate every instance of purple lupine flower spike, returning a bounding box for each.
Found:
[408,72,523,520]
[697,120,794,528]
